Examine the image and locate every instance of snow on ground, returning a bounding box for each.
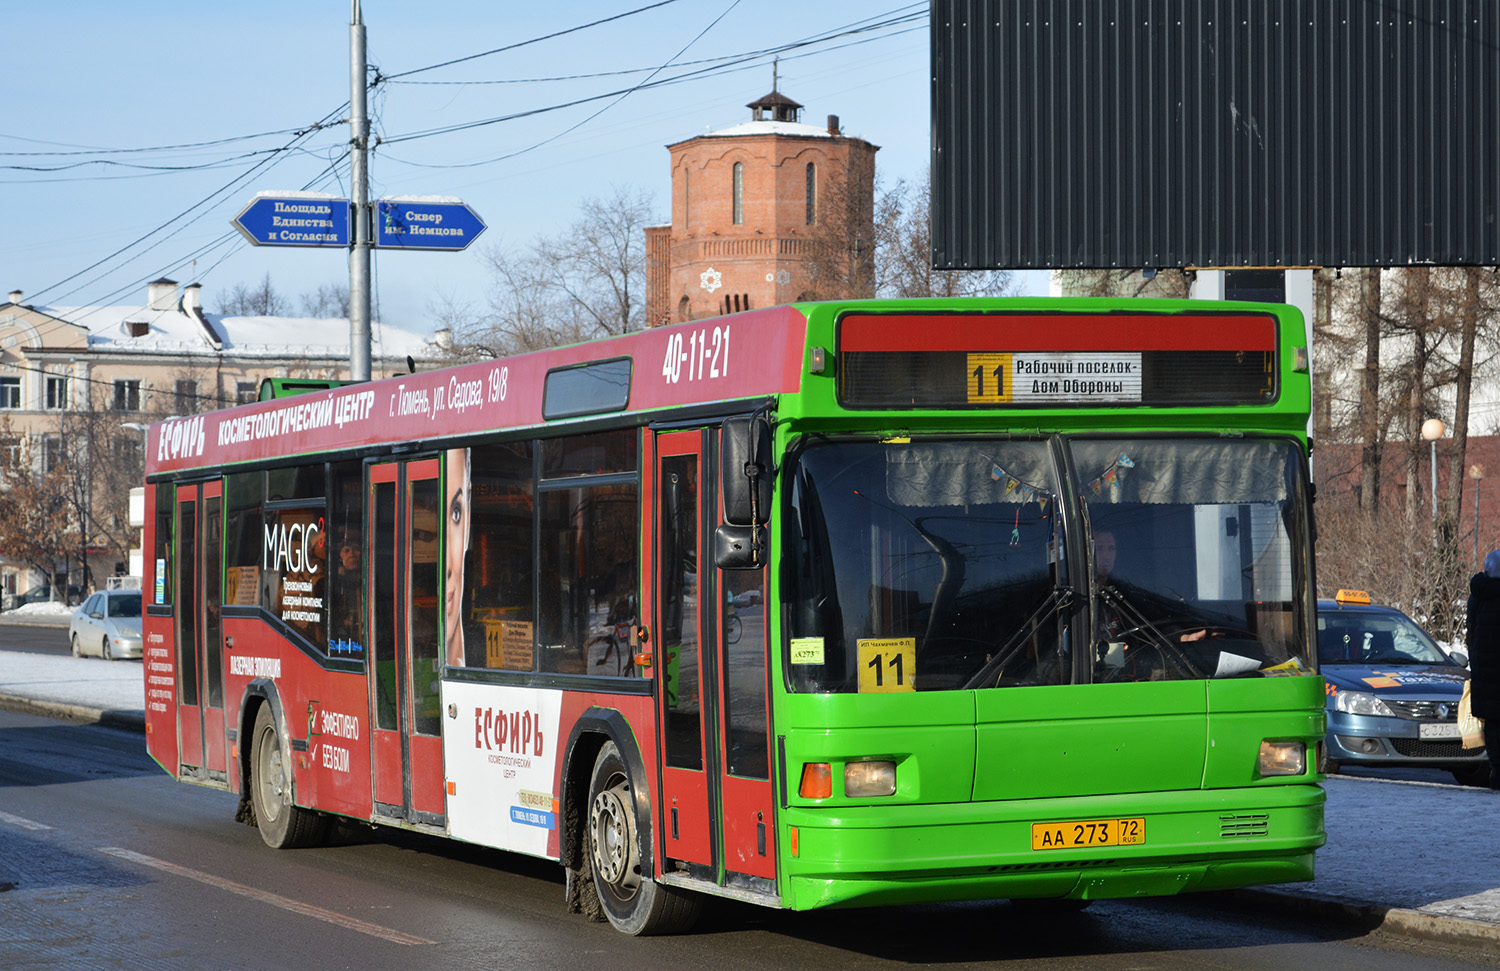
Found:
[4,602,75,617]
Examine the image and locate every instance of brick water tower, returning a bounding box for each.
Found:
[645,88,878,325]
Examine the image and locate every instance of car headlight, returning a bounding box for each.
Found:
[1331,690,1395,717]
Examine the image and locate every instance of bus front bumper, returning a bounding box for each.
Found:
[778,784,1326,911]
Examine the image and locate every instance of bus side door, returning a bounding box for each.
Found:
[369,460,446,826]
[174,479,228,786]
[648,428,775,887]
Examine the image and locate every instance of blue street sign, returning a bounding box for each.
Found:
[374,198,486,251]
[233,194,350,248]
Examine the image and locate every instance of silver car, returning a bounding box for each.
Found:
[69,590,143,660]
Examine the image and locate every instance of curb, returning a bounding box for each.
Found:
[0,616,73,629]
[0,693,145,733]
[1219,887,1500,949]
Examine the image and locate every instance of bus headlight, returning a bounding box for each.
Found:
[1259,740,1306,776]
[1332,690,1395,717]
[844,760,896,797]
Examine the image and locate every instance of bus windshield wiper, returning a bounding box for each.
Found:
[961,585,1074,690]
[1096,584,1206,679]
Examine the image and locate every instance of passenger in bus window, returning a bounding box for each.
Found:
[330,530,362,650]
[444,447,471,667]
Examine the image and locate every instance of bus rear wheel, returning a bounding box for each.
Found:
[586,741,700,935]
[250,705,327,849]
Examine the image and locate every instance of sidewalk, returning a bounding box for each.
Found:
[0,634,1496,947]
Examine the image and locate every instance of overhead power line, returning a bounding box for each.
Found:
[375,13,921,149]
[380,0,684,82]
[0,123,336,158]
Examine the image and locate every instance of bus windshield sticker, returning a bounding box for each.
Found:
[790,637,825,665]
[857,637,916,693]
[225,565,260,606]
[486,620,534,670]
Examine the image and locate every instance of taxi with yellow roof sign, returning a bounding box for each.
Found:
[1319,590,1487,786]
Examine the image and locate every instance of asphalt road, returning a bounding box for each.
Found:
[2,709,1497,971]
[0,623,70,656]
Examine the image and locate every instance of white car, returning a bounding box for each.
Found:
[69,590,143,660]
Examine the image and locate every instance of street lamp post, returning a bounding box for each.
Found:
[1422,418,1446,548]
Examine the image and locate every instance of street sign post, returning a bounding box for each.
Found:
[374,197,487,251]
[232,193,351,247]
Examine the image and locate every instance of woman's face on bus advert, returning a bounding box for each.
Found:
[444,448,470,665]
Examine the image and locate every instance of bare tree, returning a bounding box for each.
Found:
[801,151,878,300]
[0,417,75,599]
[219,272,290,316]
[536,185,656,337]
[1357,269,1384,512]
[453,188,660,359]
[300,283,351,319]
[875,172,1014,299]
[1059,268,1192,299]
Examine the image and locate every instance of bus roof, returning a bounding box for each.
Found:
[146,297,1306,478]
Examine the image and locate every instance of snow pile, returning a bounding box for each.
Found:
[5,601,76,617]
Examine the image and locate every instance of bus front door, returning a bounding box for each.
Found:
[369,460,446,826]
[174,480,228,786]
[650,428,776,888]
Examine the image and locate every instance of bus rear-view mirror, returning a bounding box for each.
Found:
[722,416,773,526]
[713,523,767,570]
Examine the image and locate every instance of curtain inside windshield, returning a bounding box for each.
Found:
[784,436,1314,692]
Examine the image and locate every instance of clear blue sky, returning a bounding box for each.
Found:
[5,1,1042,331]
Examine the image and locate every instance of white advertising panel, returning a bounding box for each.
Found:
[442,680,564,859]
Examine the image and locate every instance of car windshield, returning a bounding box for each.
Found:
[109,594,142,618]
[783,435,1315,692]
[1317,610,1450,665]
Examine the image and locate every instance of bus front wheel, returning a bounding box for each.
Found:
[250,705,327,849]
[586,741,700,935]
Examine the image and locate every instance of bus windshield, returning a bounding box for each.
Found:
[783,436,1313,692]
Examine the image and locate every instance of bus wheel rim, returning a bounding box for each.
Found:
[590,784,638,894]
[259,728,285,822]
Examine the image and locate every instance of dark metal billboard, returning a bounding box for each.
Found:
[931,0,1500,270]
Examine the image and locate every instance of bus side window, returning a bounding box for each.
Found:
[153,482,174,605]
[460,442,536,670]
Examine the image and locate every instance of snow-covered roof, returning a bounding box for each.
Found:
[36,301,435,360]
[704,119,836,139]
[218,314,434,360]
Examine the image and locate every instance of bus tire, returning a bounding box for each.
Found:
[586,741,701,935]
[250,705,327,849]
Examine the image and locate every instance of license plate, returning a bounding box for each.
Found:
[1031,817,1146,850]
[1418,722,1461,739]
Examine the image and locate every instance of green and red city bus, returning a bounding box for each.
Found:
[143,297,1325,934]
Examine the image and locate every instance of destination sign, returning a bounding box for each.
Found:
[837,312,1278,409]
